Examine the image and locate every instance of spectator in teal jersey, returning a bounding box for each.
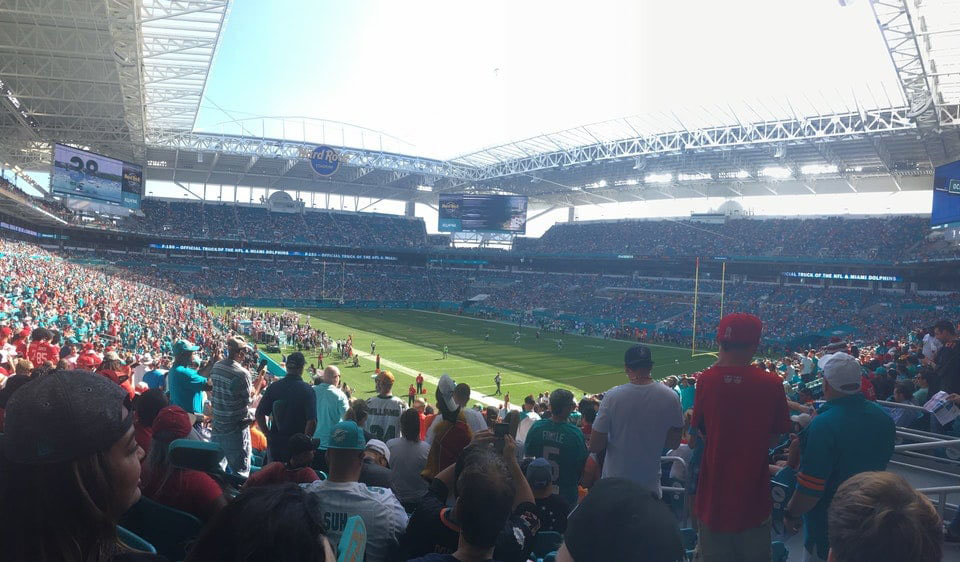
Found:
[783,352,896,561]
[167,339,216,415]
[524,388,588,506]
[679,376,696,412]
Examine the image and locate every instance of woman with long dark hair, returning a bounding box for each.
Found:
[0,370,162,561]
[184,483,334,562]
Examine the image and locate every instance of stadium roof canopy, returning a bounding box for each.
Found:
[1,0,960,207]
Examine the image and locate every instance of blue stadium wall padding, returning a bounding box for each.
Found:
[258,351,287,378]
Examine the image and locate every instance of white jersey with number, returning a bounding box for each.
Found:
[301,480,408,562]
[365,394,407,441]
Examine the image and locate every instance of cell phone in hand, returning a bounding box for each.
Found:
[494,423,508,455]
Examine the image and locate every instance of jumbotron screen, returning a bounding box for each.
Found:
[51,144,143,209]
[932,158,960,227]
[438,194,528,233]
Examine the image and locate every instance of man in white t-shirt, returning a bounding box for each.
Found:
[590,344,683,497]
[515,394,541,443]
[303,421,407,562]
[365,371,407,441]
[923,330,943,362]
[797,350,815,380]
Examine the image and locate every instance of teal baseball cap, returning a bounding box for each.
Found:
[172,339,200,356]
[328,421,366,450]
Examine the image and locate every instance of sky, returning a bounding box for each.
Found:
[195,0,902,160]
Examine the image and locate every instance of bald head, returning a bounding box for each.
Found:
[322,365,341,385]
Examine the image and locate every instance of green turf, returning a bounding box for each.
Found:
[214,307,716,408]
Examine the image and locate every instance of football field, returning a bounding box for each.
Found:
[227,308,717,410]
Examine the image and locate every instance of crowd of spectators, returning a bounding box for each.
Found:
[515,215,943,261]
[0,227,954,560]
[1,294,952,561]
[121,200,428,248]
[89,250,960,351]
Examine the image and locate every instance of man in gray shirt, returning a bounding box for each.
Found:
[590,344,683,497]
[210,336,254,476]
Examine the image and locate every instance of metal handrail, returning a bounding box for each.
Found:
[661,456,689,526]
[878,399,929,413]
[917,485,960,520]
[895,439,960,452]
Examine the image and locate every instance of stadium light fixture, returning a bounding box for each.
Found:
[416,185,433,192]
[677,172,712,182]
[800,164,839,175]
[759,166,792,179]
[645,173,673,184]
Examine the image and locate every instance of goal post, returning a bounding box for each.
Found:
[691,257,725,358]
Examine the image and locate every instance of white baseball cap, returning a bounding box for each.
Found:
[820,352,862,395]
[790,413,812,429]
[437,374,458,412]
[365,439,390,465]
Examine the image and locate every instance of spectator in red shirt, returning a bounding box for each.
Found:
[97,351,134,401]
[77,342,102,370]
[691,313,792,561]
[141,406,228,521]
[12,330,28,359]
[25,327,58,368]
[243,433,320,488]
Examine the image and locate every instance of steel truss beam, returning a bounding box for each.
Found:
[869,0,959,164]
[139,0,230,131]
[105,0,145,153]
[145,130,478,180]
[461,106,933,180]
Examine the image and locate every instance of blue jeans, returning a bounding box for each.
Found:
[212,427,251,477]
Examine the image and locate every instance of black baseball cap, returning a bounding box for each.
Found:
[2,370,132,465]
[286,352,306,370]
[565,478,684,562]
[624,344,653,369]
[288,433,316,456]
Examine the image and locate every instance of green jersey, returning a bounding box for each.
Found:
[525,419,588,505]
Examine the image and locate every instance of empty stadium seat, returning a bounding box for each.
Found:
[119,496,203,561]
[680,527,698,561]
[116,525,157,554]
[772,540,789,562]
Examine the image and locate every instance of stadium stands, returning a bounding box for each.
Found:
[515,215,939,261]
[122,199,428,248]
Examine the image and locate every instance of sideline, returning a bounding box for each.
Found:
[348,347,521,411]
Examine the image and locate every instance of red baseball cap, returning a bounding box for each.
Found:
[716,313,762,346]
[152,406,193,441]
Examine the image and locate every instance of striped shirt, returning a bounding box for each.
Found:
[210,358,251,434]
